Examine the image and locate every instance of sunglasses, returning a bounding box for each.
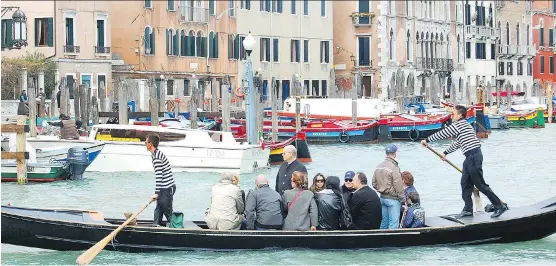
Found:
[316,179,325,183]
[345,179,353,182]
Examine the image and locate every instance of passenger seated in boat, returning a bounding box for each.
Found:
[401,192,425,228]
[204,172,245,230]
[233,174,246,205]
[349,172,382,230]
[314,176,342,230]
[310,173,326,193]
[341,171,356,205]
[244,175,284,230]
[401,171,418,206]
[282,171,318,231]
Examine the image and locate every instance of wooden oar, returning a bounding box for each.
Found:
[76,199,154,265]
[424,144,484,212]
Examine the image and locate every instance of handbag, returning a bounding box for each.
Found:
[339,194,354,230]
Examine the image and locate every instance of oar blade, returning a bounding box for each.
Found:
[76,233,115,265]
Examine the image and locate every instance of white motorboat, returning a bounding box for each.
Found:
[25,124,270,174]
[280,97,398,119]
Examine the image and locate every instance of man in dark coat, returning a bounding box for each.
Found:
[275,145,307,195]
[341,171,356,205]
[349,172,382,230]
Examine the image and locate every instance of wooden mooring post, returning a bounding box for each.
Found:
[1,116,30,184]
[79,85,89,130]
[118,82,128,125]
[149,78,159,126]
[28,78,38,137]
[74,85,81,123]
[548,83,553,124]
[295,97,301,133]
[271,77,278,142]
[60,78,69,116]
[190,77,199,129]
[221,75,231,132]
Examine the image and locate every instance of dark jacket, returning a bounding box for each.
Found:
[245,184,284,230]
[282,188,317,231]
[314,189,342,230]
[349,186,382,230]
[275,159,307,195]
[341,184,354,205]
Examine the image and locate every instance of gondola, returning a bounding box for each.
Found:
[2,197,556,252]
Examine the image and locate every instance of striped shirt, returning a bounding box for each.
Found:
[426,119,481,155]
[151,149,175,194]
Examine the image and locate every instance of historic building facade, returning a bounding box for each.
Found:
[495,0,536,97]
[531,0,555,94]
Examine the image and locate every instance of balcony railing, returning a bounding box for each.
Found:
[416,57,453,71]
[465,25,499,39]
[64,45,80,54]
[95,46,111,54]
[179,6,209,24]
[351,12,375,27]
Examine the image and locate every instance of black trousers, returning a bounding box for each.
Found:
[154,185,176,226]
[461,149,503,212]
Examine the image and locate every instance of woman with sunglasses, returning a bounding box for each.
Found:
[309,173,326,193]
[314,176,343,230]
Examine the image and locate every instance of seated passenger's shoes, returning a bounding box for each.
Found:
[455,211,473,218]
[491,205,508,218]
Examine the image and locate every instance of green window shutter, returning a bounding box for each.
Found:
[202,37,207,57]
[185,36,191,56]
[47,18,54,47]
[166,29,169,55]
[208,33,214,58]
[189,36,195,56]
[214,33,219,58]
[173,33,178,55]
[228,35,233,59]
[35,19,39,46]
[144,27,150,54]
[5,19,13,48]
[234,35,240,59]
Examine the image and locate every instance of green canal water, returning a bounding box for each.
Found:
[2,125,556,264]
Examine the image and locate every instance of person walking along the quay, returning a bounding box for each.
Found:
[146,134,177,226]
[276,145,308,195]
[421,105,507,218]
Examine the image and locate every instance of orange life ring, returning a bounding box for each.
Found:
[235,87,245,98]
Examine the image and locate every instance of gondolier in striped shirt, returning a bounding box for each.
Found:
[421,105,507,218]
[146,133,177,226]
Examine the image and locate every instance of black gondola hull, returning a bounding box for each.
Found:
[2,197,556,252]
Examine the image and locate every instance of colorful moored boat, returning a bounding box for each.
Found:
[505,108,545,128]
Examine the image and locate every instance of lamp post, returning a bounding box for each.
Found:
[242,32,257,144]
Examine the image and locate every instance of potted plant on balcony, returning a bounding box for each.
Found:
[350,12,375,25]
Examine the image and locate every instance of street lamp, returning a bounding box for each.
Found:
[242,31,257,144]
[11,9,28,49]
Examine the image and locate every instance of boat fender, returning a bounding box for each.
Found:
[235,87,245,98]
[339,132,350,143]
[408,128,420,141]
[518,116,526,125]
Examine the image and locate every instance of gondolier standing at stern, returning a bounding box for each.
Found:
[146,134,177,226]
[421,105,507,219]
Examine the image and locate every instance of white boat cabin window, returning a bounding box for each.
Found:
[95,128,186,142]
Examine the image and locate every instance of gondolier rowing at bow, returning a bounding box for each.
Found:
[145,133,177,226]
[421,105,508,218]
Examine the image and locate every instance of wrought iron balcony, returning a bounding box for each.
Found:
[64,45,80,54]
[351,12,375,27]
[94,46,111,54]
[465,25,499,39]
[179,6,209,24]
[416,57,453,72]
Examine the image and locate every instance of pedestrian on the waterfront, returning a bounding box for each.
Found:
[275,145,308,195]
[372,144,405,229]
[314,175,342,230]
[146,133,177,226]
[47,114,80,140]
[309,173,326,193]
[341,171,356,206]
[282,171,318,231]
[421,105,508,218]
[19,90,28,102]
[205,172,245,230]
[244,175,284,230]
[349,172,382,230]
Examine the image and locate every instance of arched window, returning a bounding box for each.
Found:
[527,24,530,45]
[389,28,394,60]
[209,31,219,59]
[228,34,235,59]
[516,23,520,45]
[144,26,155,55]
[166,28,178,56]
[180,30,186,56]
[406,30,411,61]
[506,22,510,45]
[539,19,545,46]
[188,30,196,56]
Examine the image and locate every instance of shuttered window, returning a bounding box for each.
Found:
[320,41,329,63]
[173,31,178,55]
[540,56,545,74]
[65,18,74,46]
[291,39,300,62]
[209,32,219,59]
[358,37,370,66]
[550,56,554,74]
[260,37,270,61]
[209,0,215,14]
[273,38,279,62]
[303,39,309,62]
[303,0,308,15]
[1,19,13,49]
[291,0,296,14]
[168,0,175,11]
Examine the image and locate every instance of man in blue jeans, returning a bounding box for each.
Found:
[372,144,405,229]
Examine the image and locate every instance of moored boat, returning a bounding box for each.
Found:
[25,124,270,174]
[504,108,545,128]
[2,196,556,251]
[381,112,453,141]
